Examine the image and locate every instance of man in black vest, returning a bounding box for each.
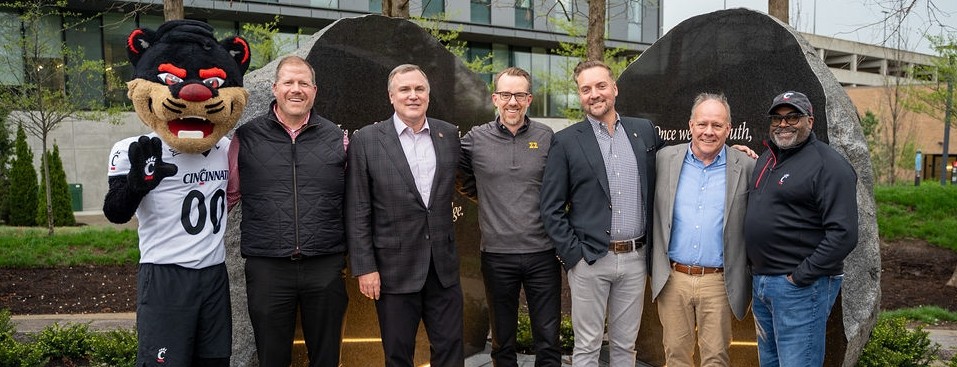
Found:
[226,55,348,367]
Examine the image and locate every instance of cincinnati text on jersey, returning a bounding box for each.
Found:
[182,168,229,184]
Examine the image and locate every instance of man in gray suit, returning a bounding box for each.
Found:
[346,64,463,367]
[650,93,755,367]
[541,60,663,367]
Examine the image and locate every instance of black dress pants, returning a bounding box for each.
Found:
[481,250,562,367]
[376,260,464,367]
[245,254,348,367]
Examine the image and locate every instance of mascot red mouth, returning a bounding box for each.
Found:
[168,117,214,139]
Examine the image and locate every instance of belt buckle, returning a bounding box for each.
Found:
[611,240,633,254]
[290,253,303,261]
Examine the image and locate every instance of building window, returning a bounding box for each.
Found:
[311,0,338,8]
[514,0,533,29]
[0,11,24,87]
[471,0,491,24]
[102,13,136,106]
[627,0,642,41]
[370,0,382,14]
[65,15,105,108]
[466,42,493,85]
[422,0,445,18]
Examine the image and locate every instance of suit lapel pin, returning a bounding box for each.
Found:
[633,132,637,138]
[438,132,444,138]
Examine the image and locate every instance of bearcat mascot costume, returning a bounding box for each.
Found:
[103,20,250,366]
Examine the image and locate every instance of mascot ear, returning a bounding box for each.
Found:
[127,28,157,67]
[222,36,251,75]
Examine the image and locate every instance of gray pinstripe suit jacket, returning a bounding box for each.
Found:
[345,117,461,294]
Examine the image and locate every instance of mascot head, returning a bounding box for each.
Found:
[126,20,251,154]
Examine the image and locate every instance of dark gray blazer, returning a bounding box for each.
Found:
[540,116,662,270]
[345,117,461,294]
[650,144,755,320]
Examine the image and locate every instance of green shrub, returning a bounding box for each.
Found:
[515,311,533,353]
[559,314,574,352]
[0,341,45,367]
[514,311,574,354]
[858,317,940,366]
[36,143,76,227]
[0,309,14,342]
[0,310,138,366]
[0,309,45,367]
[32,322,93,361]
[7,124,38,226]
[88,329,137,367]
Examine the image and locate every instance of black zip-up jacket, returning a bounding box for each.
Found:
[744,132,858,287]
[237,105,346,258]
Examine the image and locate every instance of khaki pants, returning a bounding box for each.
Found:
[657,269,732,367]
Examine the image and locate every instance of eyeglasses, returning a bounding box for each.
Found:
[767,113,807,126]
[494,91,531,102]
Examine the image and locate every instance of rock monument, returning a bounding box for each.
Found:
[616,8,880,367]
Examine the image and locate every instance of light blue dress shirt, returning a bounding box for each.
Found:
[668,144,726,267]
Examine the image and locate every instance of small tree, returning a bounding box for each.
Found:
[538,18,636,120]
[412,15,495,79]
[240,16,302,73]
[0,1,118,235]
[7,124,38,227]
[861,110,888,182]
[907,35,957,129]
[36,143,74,227]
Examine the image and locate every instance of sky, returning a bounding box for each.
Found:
[661,0,957,55]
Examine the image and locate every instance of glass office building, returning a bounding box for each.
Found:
[2,0,659,118]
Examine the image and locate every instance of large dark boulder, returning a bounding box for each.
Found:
[617,9,879,366]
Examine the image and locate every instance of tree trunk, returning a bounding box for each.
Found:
[394,0,409,19]
[164,0,184,21]
[768,0,788,24]
[42,136,53,236]
[382,0,410,18]
[586,0,605,62]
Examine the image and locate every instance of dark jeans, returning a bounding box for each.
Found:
[752,274,843,367]
[245,254,348,367]
[481,250,562,367]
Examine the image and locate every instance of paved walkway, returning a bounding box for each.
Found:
[14,313,957,366]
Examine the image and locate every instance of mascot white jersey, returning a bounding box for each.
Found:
[107,133,230,269]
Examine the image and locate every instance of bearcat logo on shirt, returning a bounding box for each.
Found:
[778,173,790,185]
[156,347,167,363]
[182,168,229,185]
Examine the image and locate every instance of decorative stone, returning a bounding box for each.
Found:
[228,15,494,367]
[616,9,880,366]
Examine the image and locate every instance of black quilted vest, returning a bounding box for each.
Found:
[237,110,346,257]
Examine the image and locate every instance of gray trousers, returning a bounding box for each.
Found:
[567,249,646,367]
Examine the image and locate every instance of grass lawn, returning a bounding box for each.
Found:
[874,184,957,252]
[0,226,138,268]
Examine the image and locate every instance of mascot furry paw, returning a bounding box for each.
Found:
[102,20,249,367]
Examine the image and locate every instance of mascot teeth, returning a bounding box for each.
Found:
[178,130,205,139]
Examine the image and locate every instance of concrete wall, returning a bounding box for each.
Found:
[18,112,151,213]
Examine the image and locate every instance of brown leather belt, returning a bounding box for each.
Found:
[609,237,645,254]
[671,262,723,275]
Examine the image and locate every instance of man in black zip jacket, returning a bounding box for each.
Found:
[226,55,348,367]
[744,91,858,367]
